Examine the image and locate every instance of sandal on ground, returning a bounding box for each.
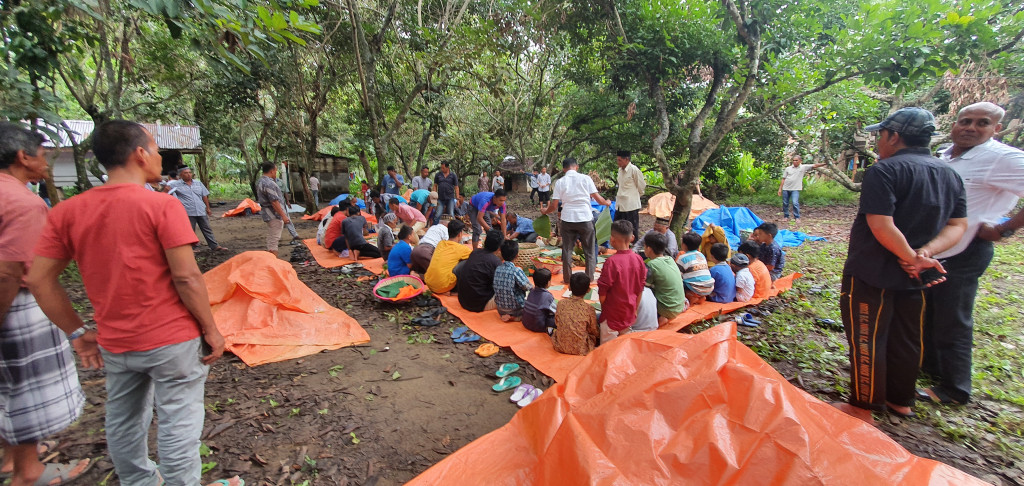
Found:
[214,246,229,251]
[516,387,543,407]
[474,343,499,357]
[738,313,761,328]
[885,403,917,419]
[915,387,963,405]
[495,363,520,378]
[205,476,245,486]
[492,375,522,392]
[31,458,95,485]
[450,326,469,339]
[509,384,535,402]
[453,333,480,343]
[1,441,59,474]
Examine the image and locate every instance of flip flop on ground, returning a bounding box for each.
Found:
[450,326,469,339]
[916,387,963,405]
[516,387,543,407]
[509,384,535,402]
[495,363,520,378]
[30,457,95,485]
[492,375,522,392]
[453,333,480,343]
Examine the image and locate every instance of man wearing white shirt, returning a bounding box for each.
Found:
[542,157,610,279]
[308,174,320,208]
[777,154,824,221]
[491,170,504,192]
[536,167,552,208]
[614,150,646,243]
[919,102,1024,405]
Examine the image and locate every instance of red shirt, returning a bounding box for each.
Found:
[324,213,347,247]
[597,249,647,331]
[35,184,202,353]
[0,173,48,286]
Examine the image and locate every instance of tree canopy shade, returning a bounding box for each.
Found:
[1,0,1021,213]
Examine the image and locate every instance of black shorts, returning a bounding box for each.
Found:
[539,191,551,203]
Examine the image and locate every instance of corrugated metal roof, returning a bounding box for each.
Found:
[35,120,202,151]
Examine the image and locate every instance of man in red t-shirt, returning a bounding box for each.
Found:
[597,221,647,343]
[27,121,239,486]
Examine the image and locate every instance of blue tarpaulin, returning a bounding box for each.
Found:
[327,194,367,209]
[690,206,825,248]
[590,200,616,220]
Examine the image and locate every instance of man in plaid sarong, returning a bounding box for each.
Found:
[0,122,97,485]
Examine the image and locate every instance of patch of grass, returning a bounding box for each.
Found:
[209,181,253,200]
[720,179,859,207]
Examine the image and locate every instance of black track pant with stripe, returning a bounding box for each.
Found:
[840,274,926,411]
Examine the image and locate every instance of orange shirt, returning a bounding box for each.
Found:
[749,259,773,299]
[324,213,347,247]
[35,184,201,353]
[0,173,48,285]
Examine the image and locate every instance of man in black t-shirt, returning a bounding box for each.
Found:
[456,229,504,312]
[340,206,381,260]
[835,107,967,424]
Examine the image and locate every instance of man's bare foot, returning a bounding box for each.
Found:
[831,402,876,426]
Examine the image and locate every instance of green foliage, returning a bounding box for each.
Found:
[712,152,771,194]
[720,179,858,207]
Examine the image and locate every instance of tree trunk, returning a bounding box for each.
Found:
[358,149,375,187]
[196,149,211,189]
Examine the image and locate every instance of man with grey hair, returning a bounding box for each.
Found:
[918,102,1024,406]
[0,122,95,485]
[166,166,228,251]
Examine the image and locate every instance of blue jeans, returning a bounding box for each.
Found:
[101,337,208,486]
[922,238,994,403]
[435,198,456,224]
[782,190,800,219]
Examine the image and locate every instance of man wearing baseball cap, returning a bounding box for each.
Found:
[835,107,968,424]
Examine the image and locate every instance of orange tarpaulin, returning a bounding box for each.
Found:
[437,273,798,382]
[409,325,983,485]
[221,198,261,217]
[302,205,333,221]
[204,251,370,366]
[641,192,719,221]
[302,239,386,274]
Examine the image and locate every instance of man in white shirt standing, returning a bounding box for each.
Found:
[614,150,645,244]
[536,167,552,209]
[166,167,228,251]
[308,174,320,208]
[777,154,824,221]
[491,170,504,192]
[528,169,539,203]
[411,166,432,191]
[918,101,1024,405]
[542,157,611,279]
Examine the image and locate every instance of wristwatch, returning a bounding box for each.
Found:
[67,326,87,341]
[996,224,1015,239]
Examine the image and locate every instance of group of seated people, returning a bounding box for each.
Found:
[320,194,787,358]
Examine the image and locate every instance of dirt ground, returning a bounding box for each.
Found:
[34,196,1021,485]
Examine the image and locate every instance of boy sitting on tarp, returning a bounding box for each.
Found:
[387,225,415,277]
[707,243,736,303]
[737,240,773,299]
[551,272,599,356]
[730,253,754,303]
[642,232,688,326]
[752,222,785,281]
[424,220,471,294]
[677,231,715,305]
[522,268,556,334]
[493,240,532,322]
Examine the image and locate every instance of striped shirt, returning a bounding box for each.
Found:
[676,250,715,296]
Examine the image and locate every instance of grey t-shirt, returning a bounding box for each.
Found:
[341,216,368,247]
